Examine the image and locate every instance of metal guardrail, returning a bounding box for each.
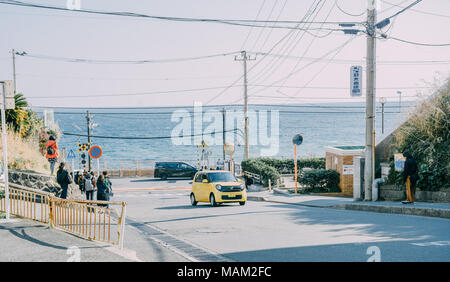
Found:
[243,171,262,184]
[0,183,126,248]
[0,183,51,223]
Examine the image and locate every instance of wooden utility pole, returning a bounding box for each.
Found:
[364,0,377,201]
[222,108,226,160]
[11,49,16,94]
[86,111,92,171]
[235,51,255,160]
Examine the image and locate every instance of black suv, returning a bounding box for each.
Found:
[154,162,197,180]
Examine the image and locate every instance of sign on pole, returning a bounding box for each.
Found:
[292,134,304,195]
[67,149,76,176]
[1,81,11,220]
[89,145,102,159]
[1,80,14,109]
[394,153,406,172]
[350,66,363,97]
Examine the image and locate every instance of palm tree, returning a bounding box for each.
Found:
[3,93,34,137]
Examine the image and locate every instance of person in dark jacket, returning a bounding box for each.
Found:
[243,173,253,190]
[97,171,112,207]
[76,171,86,194]
[56,162,72,199]
[402,151,419,204]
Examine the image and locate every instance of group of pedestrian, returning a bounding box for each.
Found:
[74,170,113,207]
[46,134,113,206]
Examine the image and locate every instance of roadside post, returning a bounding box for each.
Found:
[89,145,102,176]
[67,149,76,178]
[292,134,303,195]
[1,81,14,220]
[224,142,235,174]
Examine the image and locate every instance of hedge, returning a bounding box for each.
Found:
[298,169,341,193]
[256,157,326,173]
[241,159,281,187]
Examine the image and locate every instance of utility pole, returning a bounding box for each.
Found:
[11,49,16,94]
[235,51,255,160]
[364,0,377,201]
[222,108,226,160]
[380,97,386,134]
[1,82,10,220]
[86,111,92,171]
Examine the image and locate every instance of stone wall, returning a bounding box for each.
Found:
[8,170,83,200]
[379,184,450,203]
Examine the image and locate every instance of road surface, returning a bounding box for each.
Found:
[113,177,450,262]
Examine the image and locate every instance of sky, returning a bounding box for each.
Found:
[0,0,449,108]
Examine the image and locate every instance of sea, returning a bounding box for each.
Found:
[34,101,413,170]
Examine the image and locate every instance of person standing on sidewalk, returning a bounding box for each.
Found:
[45,136,59,175]
[84,172,95,201]
[56,162,72,199]
[96,171,112,208]
[402,151,419,204]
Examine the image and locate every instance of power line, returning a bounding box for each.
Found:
[380,0,450,18]
[17,73,240,81]
[249,94,427,100]
[384,35,450,47]
[256,0,289,54]
[18,51,241,64]
[62,128,239,140]
[249,0,328,87]
[0,1,361,29]
[335,0,365,17]
[27,85,243,99]
[205,0,326,105]
[240,0,267,50]
[383,0,423,21]
[249,52,450,65]
[249,36,358,99]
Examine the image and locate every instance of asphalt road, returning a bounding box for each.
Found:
[114,177,450,262]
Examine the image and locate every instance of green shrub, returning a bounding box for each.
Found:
[241,159,281,187]
[298,169,341,193]
[389,78,449,191]
[256,157,326,173]
[0,190,4,199]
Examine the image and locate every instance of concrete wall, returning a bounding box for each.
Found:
[8,170,83,200]
[379,184,450,203]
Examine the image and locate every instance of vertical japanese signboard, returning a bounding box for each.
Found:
[350,66,363,97]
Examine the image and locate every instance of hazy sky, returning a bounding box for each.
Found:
[0,0,449,108]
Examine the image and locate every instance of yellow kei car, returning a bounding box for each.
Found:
[190,171,247,206]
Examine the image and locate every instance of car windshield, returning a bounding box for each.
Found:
[207,172,237,183]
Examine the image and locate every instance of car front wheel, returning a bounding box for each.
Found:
[190,193,197,206]
[210,194,217,207]
[239,201,246,206]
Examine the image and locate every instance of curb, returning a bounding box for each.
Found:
[334,203,450,219]
[247,195,450,219]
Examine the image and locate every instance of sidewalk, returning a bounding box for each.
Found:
[0,217,188,262]
[247,190,450,219]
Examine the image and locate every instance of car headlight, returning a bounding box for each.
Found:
[215,184,222,191]
[240,184,244,191]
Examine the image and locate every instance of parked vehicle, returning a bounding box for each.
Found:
[154,162,197,180]
[190,171,246,207]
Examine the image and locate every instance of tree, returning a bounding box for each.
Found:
[2,93,41,138]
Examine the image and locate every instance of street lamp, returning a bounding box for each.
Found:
[380,97,386,134]
[397,91,402,113]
